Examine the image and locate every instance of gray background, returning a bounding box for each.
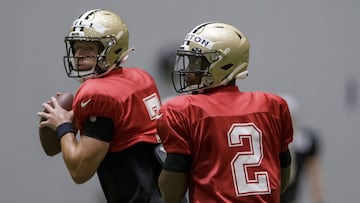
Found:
[1,0,359,202]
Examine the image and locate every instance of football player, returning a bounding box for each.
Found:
[157,22,294,203]
[38,9,163,203]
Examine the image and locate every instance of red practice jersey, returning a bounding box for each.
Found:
[73,68,161,152]
[157,86,293,203]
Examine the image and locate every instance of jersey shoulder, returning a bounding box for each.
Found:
[254,91,287,104]
[163,94,192,108]
[124,67,156,82]
[241,91,289,115]
[123,67,160,94]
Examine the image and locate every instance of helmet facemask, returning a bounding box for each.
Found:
[172,49,214,93]
[63,37,112,80]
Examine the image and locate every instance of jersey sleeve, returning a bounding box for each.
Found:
[280,98,294,152]
[73,90,120,133]
[157,101,192,156]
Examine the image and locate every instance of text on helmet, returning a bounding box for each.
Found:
[185,33,214,49]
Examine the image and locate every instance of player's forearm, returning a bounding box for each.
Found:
[159,181,185,203]
[60,133,110,184]
[60,133,95,184]
[281,165,291,193]
[159,186,186,203]
[160,192,185,203]
[158,170,188,203]
[279,149,292,193]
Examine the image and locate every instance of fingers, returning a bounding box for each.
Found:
[37,111,54,129]
[38,96,74,129]
[37,111,48,123]
[37,111,48,118]
[41,102,52,115]
[50,97,60,108]
[38,98,60,128]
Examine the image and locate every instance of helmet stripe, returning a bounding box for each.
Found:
[190,21,217,34]
[79,9,101,20]
[74,9,101,32]
[185,21,217,46]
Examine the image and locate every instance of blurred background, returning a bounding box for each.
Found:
[0,0,358,202]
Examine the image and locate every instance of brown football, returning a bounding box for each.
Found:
[39,92,74,156]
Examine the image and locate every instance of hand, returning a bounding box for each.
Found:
[37,96,74,131]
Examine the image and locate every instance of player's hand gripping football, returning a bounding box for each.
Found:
[38,95,74,131]
[37,92,74,156]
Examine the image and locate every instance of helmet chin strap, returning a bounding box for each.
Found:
[199,48,231,88]
[116,47,135,66]
[219,62,248,86]
[196,62,248,93]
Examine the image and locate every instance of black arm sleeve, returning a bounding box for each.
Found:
[279,149,292,168]
[83,116,114,142]
[163,153,192,173]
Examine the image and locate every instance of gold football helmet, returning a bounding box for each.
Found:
[63,9,131,81]
[172,22,250,93]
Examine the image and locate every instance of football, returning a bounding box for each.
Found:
[39,92,74,156]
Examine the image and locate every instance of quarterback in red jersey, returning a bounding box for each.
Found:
[38,9,163,203]
[157,22,293,203]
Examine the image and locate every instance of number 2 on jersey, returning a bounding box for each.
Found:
[228,123,271,196]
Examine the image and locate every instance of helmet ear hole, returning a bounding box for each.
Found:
[114,48,123,55]
[221,64,233,71]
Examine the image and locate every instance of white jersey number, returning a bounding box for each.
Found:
[143,93,162,120]
[228,123,271,196]
[143,93,162,143]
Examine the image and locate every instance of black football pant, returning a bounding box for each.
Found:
[97,142,163,203]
